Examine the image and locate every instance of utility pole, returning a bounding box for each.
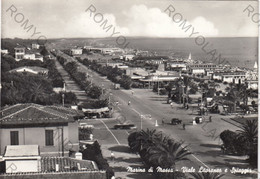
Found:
[140,115,143,130]
[157,81,160,95]
[101,84,104,95]
[61,127,64,157]
[62,93,65,107]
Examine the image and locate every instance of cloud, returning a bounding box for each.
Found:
[190,16,219,37]
[64,11,129,38]
[64,4,219,38]
[123,5,219,37]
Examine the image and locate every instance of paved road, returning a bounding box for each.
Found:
[57,51,257,179]
[53,54,89,102]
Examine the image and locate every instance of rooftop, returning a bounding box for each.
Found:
[4,145,39,157]
[0,103,84,126]
[9,66,49,73]
[41,157,97,172]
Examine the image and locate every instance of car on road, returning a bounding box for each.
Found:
[171,118,182,125]
[194,116,203,124]
[114,124,137,130]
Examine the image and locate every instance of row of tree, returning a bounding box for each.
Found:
[57,56,103,99]
[53,54,109,109]
[80,58,132,89]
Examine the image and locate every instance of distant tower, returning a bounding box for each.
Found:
[188,53,191,60]
[187,53,193,63]
[253,61,258,70]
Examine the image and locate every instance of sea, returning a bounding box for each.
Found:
[94,37,258,69]
[48,37,258,69]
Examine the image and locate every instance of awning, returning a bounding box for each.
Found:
[82,107,109,113]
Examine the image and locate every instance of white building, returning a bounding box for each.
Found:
[23,53,43,62]
[70,48,83,56]
[14,47,25,61]
[1,49,8,54]
[222,71,246,84]
[24,53,36,60]
[167,62,187,71]
[32,43,40,49]
[187,63,217,74]
[123,54,135,61]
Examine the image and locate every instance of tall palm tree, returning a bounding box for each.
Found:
[237,119,257,167]
[145,140,192,170]
[225,83,241,112]
[237,119,257,147]
[128,129,162,153]
[189,172,225,179]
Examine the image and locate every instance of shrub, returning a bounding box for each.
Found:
[79,127,93,140]
[81,141,114,178]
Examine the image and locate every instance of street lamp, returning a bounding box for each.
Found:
[101,84,104,95]
[108,92,112,104]
[62,93,65,107]
[140,115,143,130]
[157,80,160,96]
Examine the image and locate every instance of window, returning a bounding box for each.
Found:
[45,130,54,146]
[10,131,19,145]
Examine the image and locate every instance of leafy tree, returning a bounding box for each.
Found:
[65,61,78,73]
[86,86,102,99]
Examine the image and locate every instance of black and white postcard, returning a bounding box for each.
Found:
[0,0,259,179]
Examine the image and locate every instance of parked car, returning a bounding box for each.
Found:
[171,118,182,125]
[194,116,203,124]
[114,124,137,130]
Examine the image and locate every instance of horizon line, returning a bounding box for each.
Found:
[1,36,258,40]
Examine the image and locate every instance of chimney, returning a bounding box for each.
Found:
[55,164,59,172]
[75,152,82,160]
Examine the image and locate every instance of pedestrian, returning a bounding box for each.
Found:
[183,123,186,130]
[131,90,134,95]
[128,101,131,106]
[111,151,115,162]
[162,119,165,126]
[221,145,225,154]
[186,104,189,110]
[209,116,212,122]
[170,102,173,109]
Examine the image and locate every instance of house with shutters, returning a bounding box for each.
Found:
[0,103,84,156]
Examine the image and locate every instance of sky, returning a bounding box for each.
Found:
[1,0,259,39]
